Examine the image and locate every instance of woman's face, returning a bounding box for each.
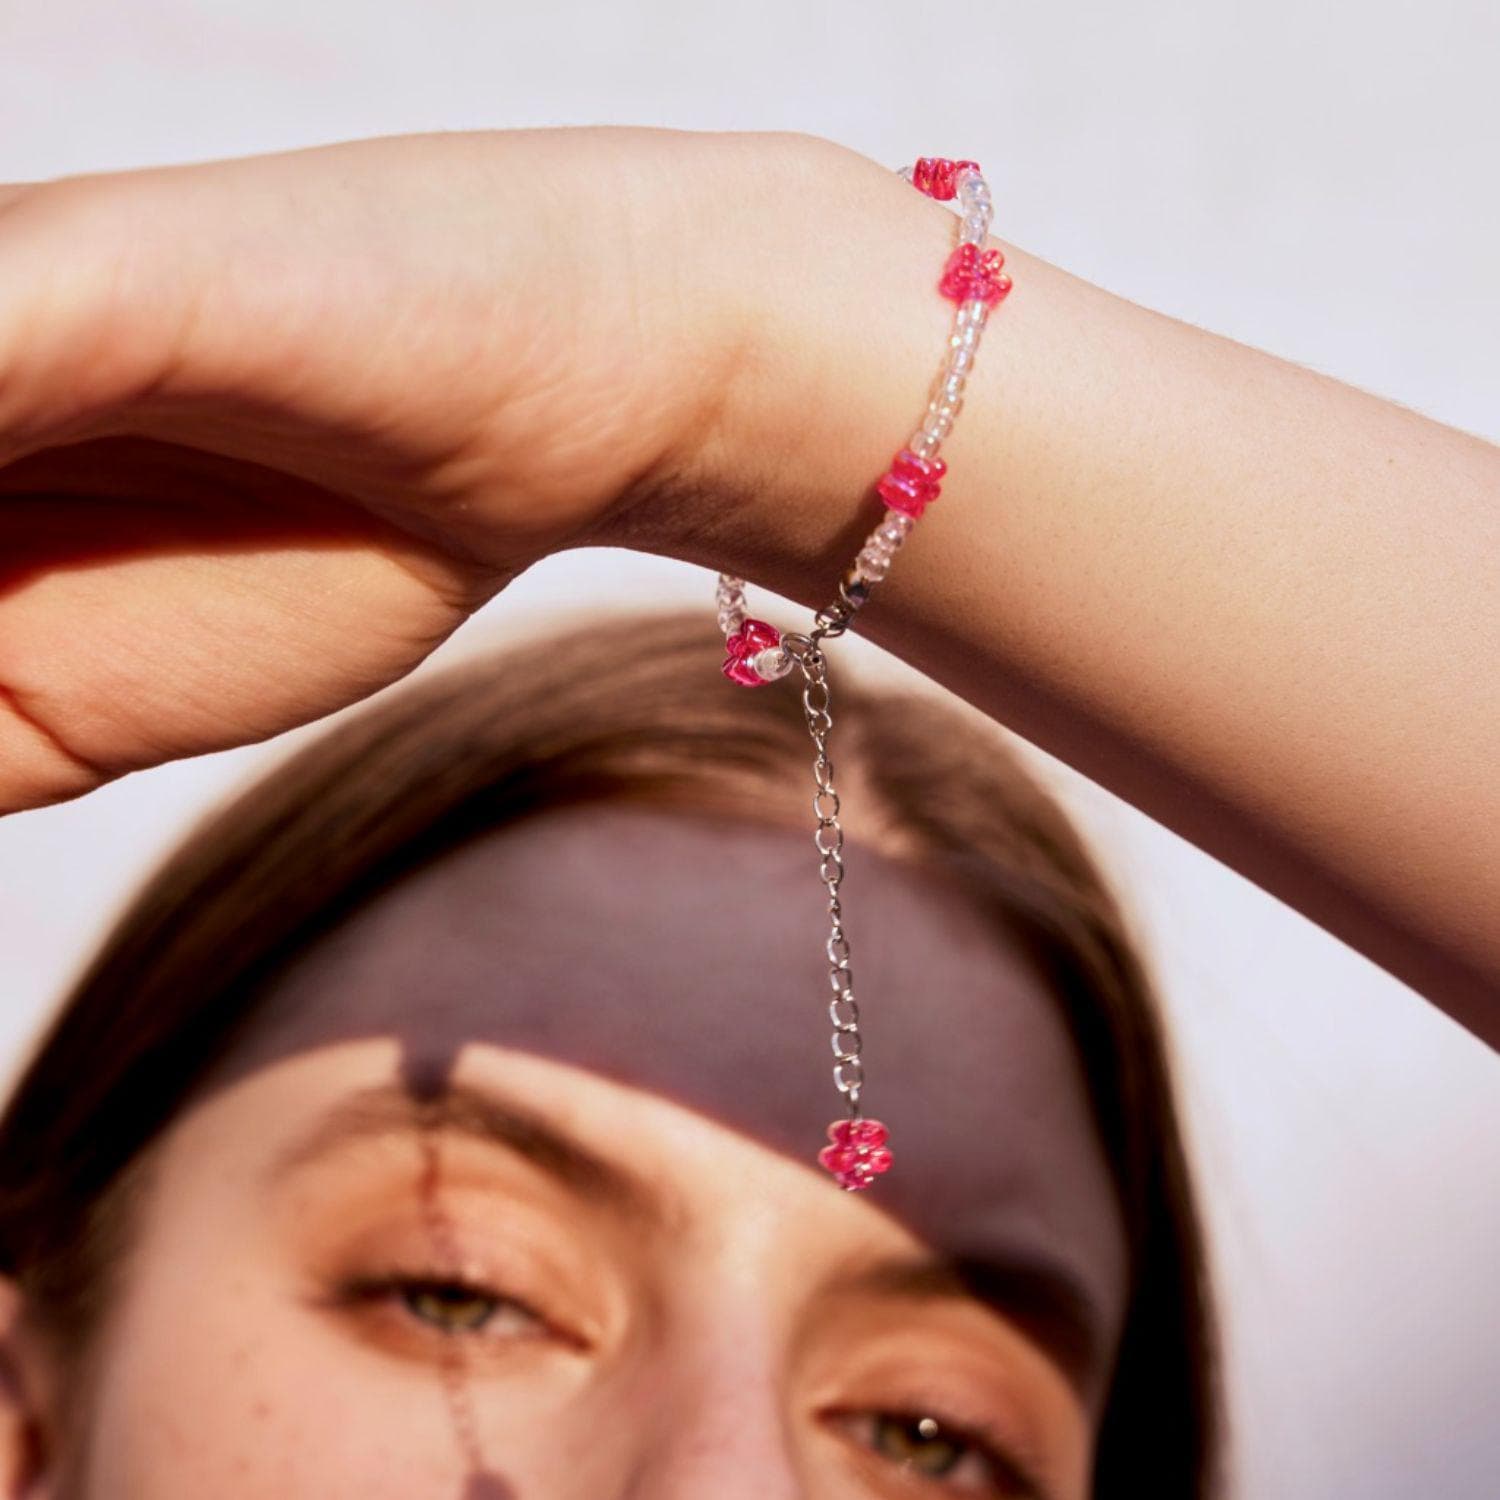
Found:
[12,805,1130,1500]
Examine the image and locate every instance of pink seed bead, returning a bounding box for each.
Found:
[818,1117,895,1191]
[938,242,1011,307]
[721,617,782,687]
[912,157,982,201]
[876,448,947,519]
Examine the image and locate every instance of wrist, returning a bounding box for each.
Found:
[629,133,1026,625]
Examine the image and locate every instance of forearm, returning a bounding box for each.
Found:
[683,136,1500,1044]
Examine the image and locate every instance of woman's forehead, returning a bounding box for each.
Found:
[197,801,1131,1411]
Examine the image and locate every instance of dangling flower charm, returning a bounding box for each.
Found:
[721,617,789,687]
[818,1117,894,1192]
[938,242,1012,307]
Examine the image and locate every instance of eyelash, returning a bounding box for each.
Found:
[329,1269,554,1341]
[829,1405,1045,1498]
[330,1271,1044,1497]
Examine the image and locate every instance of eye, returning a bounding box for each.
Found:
[401,1278,516,1334]
[334,1273,549,1340]
[833,1408,1044,1497]
[876,1412,971,1475]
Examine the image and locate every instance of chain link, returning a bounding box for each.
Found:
[713,158,1002,1177]
[809,576,871,643]
[780,631,864,1118]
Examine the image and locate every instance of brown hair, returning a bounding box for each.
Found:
[0,604,1223,1493]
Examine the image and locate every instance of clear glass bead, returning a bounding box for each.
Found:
[933,360,965,391]
[751,646,792,681]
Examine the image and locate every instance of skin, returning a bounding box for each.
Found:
[1,806,1127,1498]
[0,127,1494,1039]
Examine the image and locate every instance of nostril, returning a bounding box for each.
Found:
[462,1473,516,1500]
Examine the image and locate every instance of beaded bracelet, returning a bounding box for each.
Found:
[714,156,1011,1191]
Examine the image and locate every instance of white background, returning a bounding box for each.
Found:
[2,4,1497,1495]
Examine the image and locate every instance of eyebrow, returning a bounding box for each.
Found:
[842,1249,1107,1405]
[266,1081,678,1232]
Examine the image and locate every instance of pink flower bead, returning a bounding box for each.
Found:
[876,448,947,519]
[818,1117,894,1191]
[938,242,1011,307]
[721,617,782,687]
[912,157,982,201]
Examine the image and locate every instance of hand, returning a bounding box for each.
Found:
[0,125,856,813]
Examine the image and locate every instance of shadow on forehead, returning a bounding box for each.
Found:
[200,801,1133,1414]
[207,801,1108,1143]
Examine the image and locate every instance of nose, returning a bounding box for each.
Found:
[615,1335,806,1500]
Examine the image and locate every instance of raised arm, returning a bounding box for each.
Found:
[0,127,1493,1042]
[639,134,1499,1042]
